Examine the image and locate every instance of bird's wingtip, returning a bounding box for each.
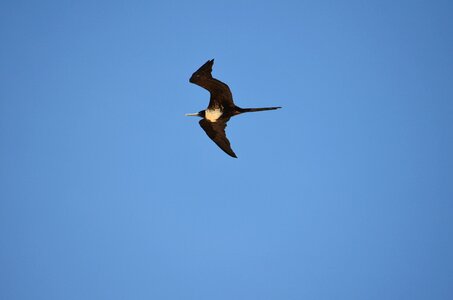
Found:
[226,149,237,158]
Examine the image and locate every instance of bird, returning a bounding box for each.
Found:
[186,59,281,158]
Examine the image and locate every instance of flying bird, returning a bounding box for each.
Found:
[186,59,281,158]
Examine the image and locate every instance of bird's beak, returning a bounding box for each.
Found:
[185,113,199,117]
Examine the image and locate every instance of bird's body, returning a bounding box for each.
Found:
[186,59,281,158]
[205,108,223,122]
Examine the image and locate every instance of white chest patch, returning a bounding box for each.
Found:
[205,108,223,122]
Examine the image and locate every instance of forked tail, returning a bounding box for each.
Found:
[239,106,282,113]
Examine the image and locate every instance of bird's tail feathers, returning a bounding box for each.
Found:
[240,106,282,113]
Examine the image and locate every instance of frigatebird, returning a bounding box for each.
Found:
[186,59,281,158]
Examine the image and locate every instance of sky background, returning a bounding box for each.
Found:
[1,0,453,299]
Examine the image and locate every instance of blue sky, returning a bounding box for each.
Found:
[1,0,452,299]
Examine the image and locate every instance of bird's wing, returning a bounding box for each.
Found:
[189,59,236,109]
[199,118,237,158]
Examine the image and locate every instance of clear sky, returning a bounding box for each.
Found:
[1,1,452,299]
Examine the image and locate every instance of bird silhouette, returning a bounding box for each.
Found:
[186,59,281,158]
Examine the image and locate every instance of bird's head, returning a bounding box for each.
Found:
[185,110,204,118]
